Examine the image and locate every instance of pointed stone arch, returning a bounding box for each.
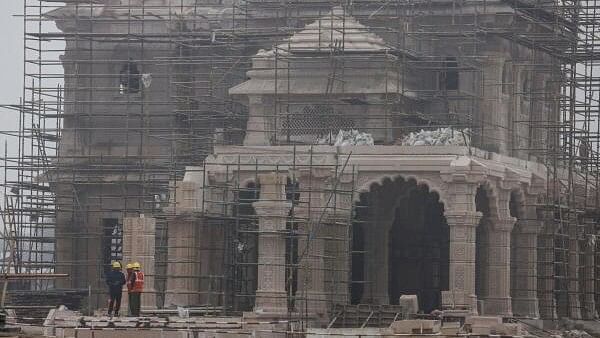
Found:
[351,174,449,310]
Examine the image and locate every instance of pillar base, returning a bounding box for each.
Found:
[568,295,582,320]
[512,298,540,318]
[254,290,288,314]
[441,291,477,314]
[295,291,328,319]
[141,289,158,310]
[243,311,296,337]
[582,300,597,320]
[164,289,198,308]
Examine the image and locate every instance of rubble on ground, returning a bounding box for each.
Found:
[317,129,375,146]
[400,127,470,146]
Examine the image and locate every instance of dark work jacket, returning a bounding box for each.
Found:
[106,269,126,294]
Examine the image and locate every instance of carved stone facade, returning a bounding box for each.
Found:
[173,144,591,318]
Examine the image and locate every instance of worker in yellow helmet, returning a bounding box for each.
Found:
[128,262,144,316]
[106,261,126,317]
[125,263,134,316]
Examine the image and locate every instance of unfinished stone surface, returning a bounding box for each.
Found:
[465,316,502,335]
[164,218,200,307]
[123,216,157,309]
[398,295,419,317]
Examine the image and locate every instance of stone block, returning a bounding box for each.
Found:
[465,316,502,335]
[55,327,77,338]
[389,319,441,334]
[465,315,502,327]
[399,295,419,317]
[306,328,384,337]
[491,322,523,336]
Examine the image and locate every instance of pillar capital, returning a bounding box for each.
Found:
[257,172,287,197]
[516,219,544,234]
[253,200,292,218]
[444,211,482,227]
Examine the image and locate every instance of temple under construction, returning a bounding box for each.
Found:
[2,0,600,335]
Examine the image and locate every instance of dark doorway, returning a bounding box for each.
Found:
[101,218,122,277]
[388,184,449,312]
[233,182,259,312]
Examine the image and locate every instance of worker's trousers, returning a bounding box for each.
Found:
[130,292,141,317]
[108,290,122,316]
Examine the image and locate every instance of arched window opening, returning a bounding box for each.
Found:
[119,59,141,94]
[440,57,459,91]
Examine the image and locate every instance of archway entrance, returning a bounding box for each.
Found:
[388,183,449,312]
[351,176,449,312]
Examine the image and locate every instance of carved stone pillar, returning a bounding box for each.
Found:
[123,216,157,309]
[363,198,394,305]
[537,210,557,319]
[244,96,273,146]
[296,225,326,316]
[164,218,199,307]
[252,173,292,314]
[482,217,515,316]
[443,210,481,312]
[583,236,596,319]
[440,176,483,313]
[511,219,542,318]
[567,214,582,319]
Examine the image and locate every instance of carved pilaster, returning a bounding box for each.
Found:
[123,216,157,309]
[164,218,200,307]
[582,217,597,320]
[537,209,558,319]
[567,213,582,319]
[511,218,542,318]
[244,96,273,146]
[510,192,542,318]
[363,203,394,305]
[483,217,515,316]
[253,173,292,314]
[295,168,330,318]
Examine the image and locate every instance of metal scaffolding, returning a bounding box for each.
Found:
[0,0,600,326]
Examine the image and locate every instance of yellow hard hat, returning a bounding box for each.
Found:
[132,262,141,270]
[111,261,122,269]
[126,263,133,269]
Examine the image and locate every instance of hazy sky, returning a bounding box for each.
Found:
[0,1,64,173]
[0,1,25,132]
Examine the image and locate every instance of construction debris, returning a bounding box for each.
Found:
[317,130,375,146]
[400,127,470,146]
